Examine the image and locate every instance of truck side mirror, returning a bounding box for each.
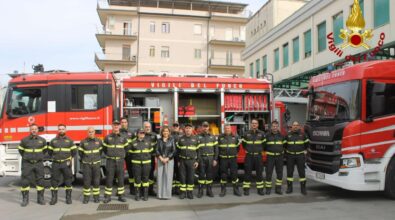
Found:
[365,116,373,123]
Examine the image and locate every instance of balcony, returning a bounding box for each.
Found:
[95,52,137,70]
[208,58,244,70]
[209,37,245,47]
[96,29,138,48]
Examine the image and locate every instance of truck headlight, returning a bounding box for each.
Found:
[340,157,361,169]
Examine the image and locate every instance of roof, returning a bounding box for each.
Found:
[309,60,395,88]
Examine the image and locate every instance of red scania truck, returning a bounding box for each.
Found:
[305,61,395,198]
[0,71,285,178]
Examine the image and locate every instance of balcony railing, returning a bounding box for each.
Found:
[95,51,137,70]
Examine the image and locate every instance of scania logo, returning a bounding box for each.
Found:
[312,130,330,137]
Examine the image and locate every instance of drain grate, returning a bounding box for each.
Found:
[97,204,129,211]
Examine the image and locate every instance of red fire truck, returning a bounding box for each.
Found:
[305,61,395,198]
[0,72,285,178]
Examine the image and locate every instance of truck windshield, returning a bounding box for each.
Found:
[0,87,7,117]
[8,87,42,117]
[308,80,360,121]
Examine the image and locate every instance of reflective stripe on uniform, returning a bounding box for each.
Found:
[218,144,238,148]
[21,186,30,191]
[198,142,218,148]
[266,151,283,156]
[18,146,47,152]
[275,179,282,186]
[243,181,251,188]
[177,145,198,150]
[131,160,151,164]
[256,181,265,189]
[266,141,286,145]
[286,150,305,155]
[128,148,153,154]
[79,147,101,154]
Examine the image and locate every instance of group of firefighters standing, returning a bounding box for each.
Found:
[18,117,309,207]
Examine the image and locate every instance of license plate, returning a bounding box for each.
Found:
[316,172,325,179]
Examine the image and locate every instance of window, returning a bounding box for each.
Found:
[226,51,233,65]
[149,46,155,57]
[333,12,343,45]
[374,0,389,28]
[274,48,280,71]
[122,45,131,60]
[108,16,115,30]
[162,22,170,33]
[255,59,260,78]
[194,49,201,59]
[262,55,267,75]
[249,63,254,77]
[9,88,42,116]
[304,30,312,58]
[123,22,132,35]
[293,37,299,63]
[72,85,98,110]
[225,28,233,41]
[161,46,169,58]
[367,81,395,118]
[283,43,289,68]
[194,24,202,35]
[150,21,155,33]
[318,22,326,52]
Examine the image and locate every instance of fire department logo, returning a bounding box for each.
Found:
[339,0,372,49]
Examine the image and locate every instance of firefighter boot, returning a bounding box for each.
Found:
[206,184,214,197]
[275,185,283,195]
[286,181,293,194]
[135,188,141,201]
[93,195,100,203]
[37,190,45,205]
[83,195,90,204]
[143,187,149,201]
[129,184,136,195]
[301,181,307,195]
[49,190,58,205]
[103,194,111,203]
[21,191,29,207]
[66,189,72,204]
[233,184,242,197]
[148,185,156,197]
[257,188,265,196]
[187,191,194,199]
[219,184,226,197]
[118,194,127,202]
[179,191,186,199]
[265,187,271,195]
[197,184,204,198]
[243,188,249,196]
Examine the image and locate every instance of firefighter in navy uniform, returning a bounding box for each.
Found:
[177,123,199,199]
[265,120,287,195]
[285,121,309,195]
[79,127,103,204]
[120,117,137,195]
[197,121,218,198]
[48,124,77,205]
[128,129,153,201]
[242,119,266,196]
[171,122,182,195]
[102,120,129,203]
[218,124,242,197]
[18,124,48,207]
[143,121,158,196]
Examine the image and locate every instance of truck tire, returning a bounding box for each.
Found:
[385,157,395,199]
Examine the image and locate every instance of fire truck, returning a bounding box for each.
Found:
[305,60,395,198]
[0,71,286,178]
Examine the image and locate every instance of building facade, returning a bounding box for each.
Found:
[243,0,395,88]
[95,0,248,76]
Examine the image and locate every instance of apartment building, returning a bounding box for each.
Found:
[95,0,248,76]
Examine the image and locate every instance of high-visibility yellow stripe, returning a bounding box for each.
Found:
[79,148,101,154]
[266,151,283,156]
[177,145,198,150]
[132,160,151,164]
[22,146,47,153]
[219,144,238,148]
[21,186,30,191]
[36,185,44,191]
[300,178,306,182]
[128,148,153,154]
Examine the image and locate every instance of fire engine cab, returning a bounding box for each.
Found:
[305,61,395,198]
[0,72,285,178]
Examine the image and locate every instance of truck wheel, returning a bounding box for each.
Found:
[385,157,395,199]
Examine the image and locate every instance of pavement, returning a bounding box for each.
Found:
[1,175,394,220]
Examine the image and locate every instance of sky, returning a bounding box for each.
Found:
[0,0,265,85]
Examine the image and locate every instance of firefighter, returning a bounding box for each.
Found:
[102,120,129,203]
[143,121,158,196]
[18,123,47,207]
[48,124,77,205]
[177,123,199,199]
[285,121,309,195]
[265,120,287,195]
[79,127,103,204]
[197,121,218,198]
[242,119,266,196]
[128,129,153,201]
[120,117,136,195]
[171,122,182,195]
[218,124,242,197]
